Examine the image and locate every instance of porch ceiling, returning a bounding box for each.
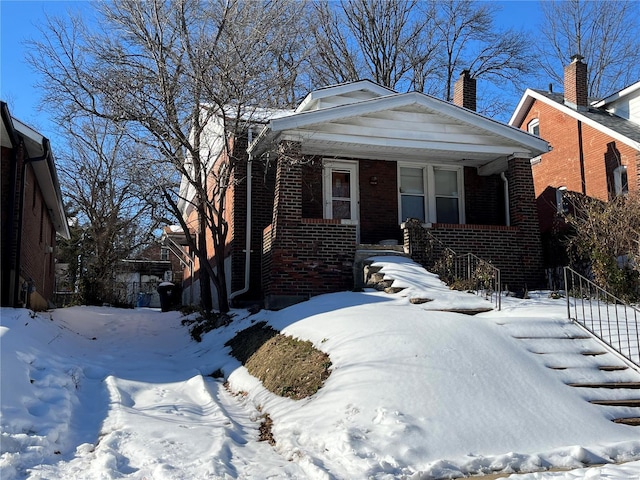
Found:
[251,94,548,175]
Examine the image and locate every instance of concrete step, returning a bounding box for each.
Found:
[567,382,640,389]
[613,417,640,426]
[589,399,640,407]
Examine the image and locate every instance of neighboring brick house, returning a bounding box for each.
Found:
[176,77,549,310]
[1,102,70,310]
[509,55,640,267]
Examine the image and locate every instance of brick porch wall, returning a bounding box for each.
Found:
[404,157,545,291]
[262,143,356,306]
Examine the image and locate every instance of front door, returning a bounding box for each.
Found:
[323,160,359,239]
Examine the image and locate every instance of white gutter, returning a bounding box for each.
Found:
[230,127,253,302]
[501,172,510,227]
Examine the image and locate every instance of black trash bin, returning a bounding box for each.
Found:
[157,281,175,312]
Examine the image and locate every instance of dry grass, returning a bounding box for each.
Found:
[226,322,332,400]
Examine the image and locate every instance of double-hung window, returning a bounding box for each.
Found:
[399,167,426,222]
[399,164,463,224]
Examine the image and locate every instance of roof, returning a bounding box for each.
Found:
[509,88,640,151]
[1,102,70,239]
[248,81,550,176]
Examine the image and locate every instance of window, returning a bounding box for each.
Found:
[323,160,358,222]
[556,186,568,214]
[400,167,426,222]
[399,165,463,224]
[161,247,169,261]
[614,165,628,196]
[527,119,540,137]
[433,168,460,224]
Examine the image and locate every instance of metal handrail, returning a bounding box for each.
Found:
[453,253,502,310]
[564,266,640,368]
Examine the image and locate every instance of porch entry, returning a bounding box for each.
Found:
[323,159,360,241]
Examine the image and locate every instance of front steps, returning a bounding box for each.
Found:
[501,319,640,426]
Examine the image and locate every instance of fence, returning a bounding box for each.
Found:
[564,266,640,368]
[436,250,502,310]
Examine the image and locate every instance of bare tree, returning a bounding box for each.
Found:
[564,192,640,301]
[307,0,437,90]
[306,0,533,116]
[433,0,534,104]
[537,0,640,97]
[28,0,306,313]
[56,117,158,305]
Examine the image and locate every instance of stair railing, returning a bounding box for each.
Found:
[453,253,502,310]
[564,266,640,368]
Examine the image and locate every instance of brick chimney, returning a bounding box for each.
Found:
[564,54,588,110]
[453,69,476,111]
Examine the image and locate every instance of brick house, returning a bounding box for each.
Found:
[1,102,70,310]
[509,55,640,266]
[176,77,549,310]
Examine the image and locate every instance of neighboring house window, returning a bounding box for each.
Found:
[556,186,568,214]
[614,165,628,196]
[399,164,464,224]
[527,119,542,165]
[161,247,169,261]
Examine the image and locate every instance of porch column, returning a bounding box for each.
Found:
[271,141,303,233]
[507,157,545,288]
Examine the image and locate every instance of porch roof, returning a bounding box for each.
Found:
[248,82,550,175]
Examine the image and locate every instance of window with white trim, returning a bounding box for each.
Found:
[399,165,463,224]
[399,167,426,222]
[527,118,540,136]
[614,165,628,196]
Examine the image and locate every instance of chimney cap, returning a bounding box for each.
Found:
[570,53,585,63]
[460,69,471,77]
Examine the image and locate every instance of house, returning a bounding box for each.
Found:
[112,237,184,308]
[177,75,550,310]
[1,102,70,310]
[509,55,640,266]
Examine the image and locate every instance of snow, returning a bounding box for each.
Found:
[2,257,640,479]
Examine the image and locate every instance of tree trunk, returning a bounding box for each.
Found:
[198,210,213,312]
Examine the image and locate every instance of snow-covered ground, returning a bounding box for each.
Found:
[2,256,640,479]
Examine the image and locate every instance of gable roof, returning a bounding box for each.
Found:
[509,88,640,151]
[249,83,549,175]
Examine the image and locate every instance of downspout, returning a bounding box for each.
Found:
[500,171,510,227]
[577,120,587,195]
[229,127,253,303]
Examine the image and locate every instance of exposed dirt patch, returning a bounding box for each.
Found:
[259,413,275,445]
[226,322,332,400]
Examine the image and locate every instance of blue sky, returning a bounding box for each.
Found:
[1,0,543,148]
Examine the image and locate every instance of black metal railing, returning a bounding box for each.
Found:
[564,266,640,368]
[454,252,502,310]
[435,249,502,310]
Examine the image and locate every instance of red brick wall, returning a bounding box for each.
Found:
[520,98,639,201]
[464,167,506,225]
[301,158,401,244]
[405,157,545,290]
[263,148,357,303]
[19,164,57,309]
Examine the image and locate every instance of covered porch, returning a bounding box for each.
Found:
[249,81,549,308]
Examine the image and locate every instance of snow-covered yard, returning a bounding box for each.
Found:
[2,257,640,479]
